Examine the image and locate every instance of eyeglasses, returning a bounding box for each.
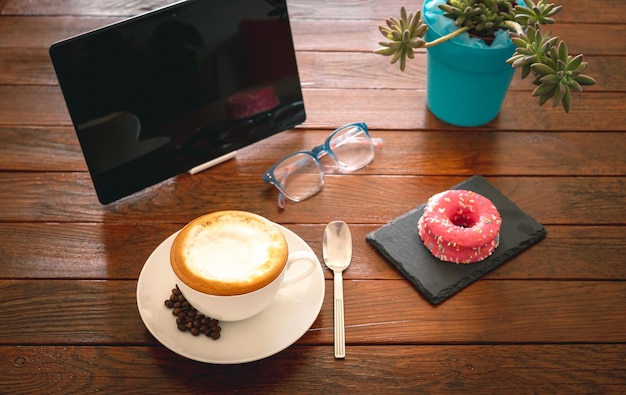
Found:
[263,122,383,208]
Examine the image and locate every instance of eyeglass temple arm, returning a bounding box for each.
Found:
[276,160,303,210]
[277,177,287,209]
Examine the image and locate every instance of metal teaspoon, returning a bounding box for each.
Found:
[323,220,352,359]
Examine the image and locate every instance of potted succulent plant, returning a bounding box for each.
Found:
[375,0,596,127]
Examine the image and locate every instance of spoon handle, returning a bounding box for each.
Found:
[333,271,345,359]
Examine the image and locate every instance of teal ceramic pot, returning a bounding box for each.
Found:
[422,0,518,127]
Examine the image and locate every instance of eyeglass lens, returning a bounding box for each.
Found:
[328,124,375,171]
[272,123,375,203]
[273,153,323,202]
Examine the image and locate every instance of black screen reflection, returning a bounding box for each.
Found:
[50,0,305,204]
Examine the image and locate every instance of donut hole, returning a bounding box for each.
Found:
[450,209,478,228]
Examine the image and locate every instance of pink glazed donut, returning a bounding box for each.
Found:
[418,190,502,264]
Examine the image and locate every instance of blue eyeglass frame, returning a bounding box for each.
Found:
[263,122,375,208]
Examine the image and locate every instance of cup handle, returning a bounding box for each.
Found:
[281,250,317,288]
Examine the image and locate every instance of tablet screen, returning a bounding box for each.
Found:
[50,0,305,204]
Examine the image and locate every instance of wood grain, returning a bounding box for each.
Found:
[2,86,624,131]
[0,224,623,281]
[1,344,624,393]
[1,279,625,345]
[1,0,622,24]
[0,173,623,225]
[2,128,625,173]
[1,0,624,392]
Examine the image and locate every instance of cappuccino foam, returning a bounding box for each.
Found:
[170,211,288,296]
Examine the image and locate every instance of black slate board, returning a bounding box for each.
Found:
[366,175,547,304]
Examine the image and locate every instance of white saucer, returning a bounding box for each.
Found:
[136,224,325,364]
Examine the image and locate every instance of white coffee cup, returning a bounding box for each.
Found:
[170,210,317,321]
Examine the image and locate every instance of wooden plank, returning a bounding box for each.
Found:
[238,130,626,176]
[0,86,72,126]
[0,127,83,171]
[0,47,620,92]
[1,279,625,344]
[299,89,626,131]
[294,21,623,55]
[0,0,172,17]
[2,0,624,25]
[0,48,58,85]
[2,127,625,174]
[1,344,624,393]
[0,17,122,48]
[1,85,624,131]
[289,0,626,25]
[0,224,623,281]
[0,16,622,56]
[0,174,623,225]
[0,223,183,280]
[296,52,619,92]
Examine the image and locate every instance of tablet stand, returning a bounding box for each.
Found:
[188,150,238,175]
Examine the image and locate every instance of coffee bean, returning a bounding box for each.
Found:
[164,285,221,341]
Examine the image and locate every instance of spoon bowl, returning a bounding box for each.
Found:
[323,221,352,272]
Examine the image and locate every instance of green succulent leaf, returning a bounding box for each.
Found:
[510,37,529,47]
[374,46,397,56]
[568,79,583,93]
[374,6,428,71]
[552,81,566,109]
[557,40,568,61]
[562,87,572,112]
[574,74,597,86]
[532,83,555,103]
[538,73,561,85]
[514,0,562,25]
[567,54,584,73]
[531,63,556,76]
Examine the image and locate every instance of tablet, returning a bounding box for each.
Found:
[50,0,305,204]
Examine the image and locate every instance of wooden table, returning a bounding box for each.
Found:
[1,0,625,393]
